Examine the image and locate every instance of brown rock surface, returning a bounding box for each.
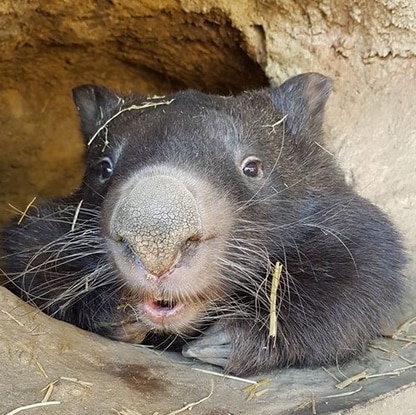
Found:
[1,286,415,414]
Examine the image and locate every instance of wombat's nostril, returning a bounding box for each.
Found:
[118,237,129,251]
[185,233,203,244]
[179,234,203,261]
[119,237,145,267]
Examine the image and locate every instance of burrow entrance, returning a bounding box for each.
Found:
[0,5,267,226]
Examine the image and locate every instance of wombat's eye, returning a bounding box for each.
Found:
[96,157,114,183]
[241,157,263,179]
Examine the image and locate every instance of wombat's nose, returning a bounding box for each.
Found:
[111,175,203,276]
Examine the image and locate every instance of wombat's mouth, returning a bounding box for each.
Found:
[140,299,186,325]
[133,289,210,334]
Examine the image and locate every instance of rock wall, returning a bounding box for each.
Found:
[0,0,268,221]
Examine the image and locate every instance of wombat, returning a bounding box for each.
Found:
[1,73,406,375]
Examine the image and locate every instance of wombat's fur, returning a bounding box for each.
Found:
[1,73,406,375]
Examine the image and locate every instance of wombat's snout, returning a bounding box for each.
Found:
[110,175,204,277]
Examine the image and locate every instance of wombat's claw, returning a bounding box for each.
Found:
[182,325,231,368]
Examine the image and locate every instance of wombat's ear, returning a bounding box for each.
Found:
[271,73,332,138]
[72,85,123,142]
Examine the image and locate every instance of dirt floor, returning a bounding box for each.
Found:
[1,287,415,415]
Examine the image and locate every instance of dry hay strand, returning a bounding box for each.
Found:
[321,386,363,399]
[1,309,25,327]
[117,381,214,415]
[335,369,369,389]
[269,261,283,338]
[192,367,257,385]
[321,366,342,383]
[394,316,416,336]
[116,409,144,415]
[5,401,61,415]
[88,98,175,147]
[71,199,84,232]
[243,378,271,401]
[59,376,93,387]
[35,359,48,379]
[165,381,214,415]
[7,196,37,225]
[288,393,317,415]
[335,362,416,391]
[192,368,270,401]
[41,381,57,403]
[314,141,334,156]
[369,344,414,364]
[262,114,288,134]
[383,315,416,345]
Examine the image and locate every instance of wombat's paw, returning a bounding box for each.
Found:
[182,324,231,368]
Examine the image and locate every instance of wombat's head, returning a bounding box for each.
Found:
[72,73,337,338]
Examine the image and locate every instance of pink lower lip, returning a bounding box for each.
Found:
[141,301,185,323]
